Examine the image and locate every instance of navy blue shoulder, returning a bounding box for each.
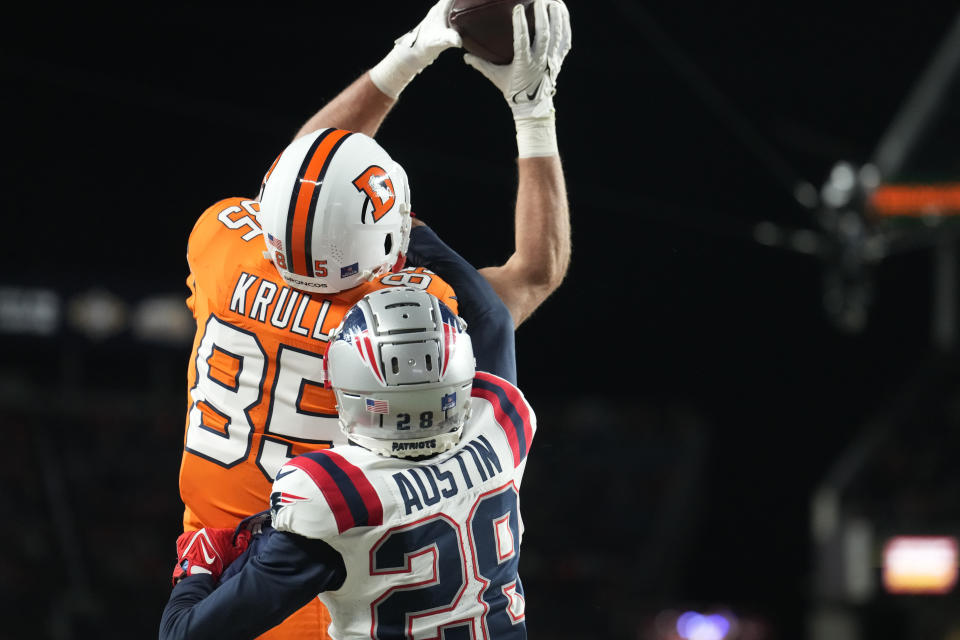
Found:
[407,224,516,384]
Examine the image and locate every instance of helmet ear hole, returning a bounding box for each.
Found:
[384,233,393,256]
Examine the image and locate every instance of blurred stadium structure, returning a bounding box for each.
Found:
[776,10,960,640]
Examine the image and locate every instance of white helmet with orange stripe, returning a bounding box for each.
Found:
[325,287,476,458]
[257,128,412,293]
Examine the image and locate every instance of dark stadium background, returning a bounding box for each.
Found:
[4,2,960,639]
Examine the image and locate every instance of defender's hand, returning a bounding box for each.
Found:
[464,0,571,119]
[171,527,252,585]
[370,0,463,99]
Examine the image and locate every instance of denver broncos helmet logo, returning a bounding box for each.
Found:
[353,165,396,223]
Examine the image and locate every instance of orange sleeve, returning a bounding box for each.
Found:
[185,274,198,318]
[424,273,458,315]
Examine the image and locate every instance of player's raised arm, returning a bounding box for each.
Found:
[294,0,462,140]
[406,218,518,383]
[463,0,572,328]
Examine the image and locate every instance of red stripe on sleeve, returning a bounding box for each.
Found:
[491,374,533,454]
[472,372,534,465]
[323,451,384,526]
[287,456,354,533]
[472,386,522,466]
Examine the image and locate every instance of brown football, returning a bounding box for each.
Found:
[448,0,535,65]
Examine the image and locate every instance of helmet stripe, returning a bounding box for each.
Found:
[441,321,452,377]
[285,128,354,277]
[361,332,385,384]
[285,129,332,273]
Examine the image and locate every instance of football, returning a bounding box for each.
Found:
[448,0,536,65]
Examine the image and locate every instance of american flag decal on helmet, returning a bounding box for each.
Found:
[366,398,389,414]
[267,233,283,251]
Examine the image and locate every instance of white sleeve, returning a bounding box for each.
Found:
[270,463,339,540]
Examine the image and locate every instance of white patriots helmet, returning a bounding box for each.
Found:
[325,288,476,458]
[257,128,412,293]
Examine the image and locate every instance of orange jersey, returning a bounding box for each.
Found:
[180,197,457,532]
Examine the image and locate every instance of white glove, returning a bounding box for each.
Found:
[463,0,572,120]
[369,0,463,100]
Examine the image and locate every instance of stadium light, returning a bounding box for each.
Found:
[882,535,958,595]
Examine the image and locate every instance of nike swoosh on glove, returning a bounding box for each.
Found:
[171,527,252,585]
[464,0,572,118]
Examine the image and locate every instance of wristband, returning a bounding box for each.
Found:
[369,51,420,100]
[514,112,558,158]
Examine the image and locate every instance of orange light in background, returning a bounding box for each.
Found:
[869,183,960,217]
[883,536,958,595]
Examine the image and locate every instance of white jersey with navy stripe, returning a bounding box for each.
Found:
[270,371,536,640]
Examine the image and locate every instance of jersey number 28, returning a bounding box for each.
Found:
[371,484,525,639]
